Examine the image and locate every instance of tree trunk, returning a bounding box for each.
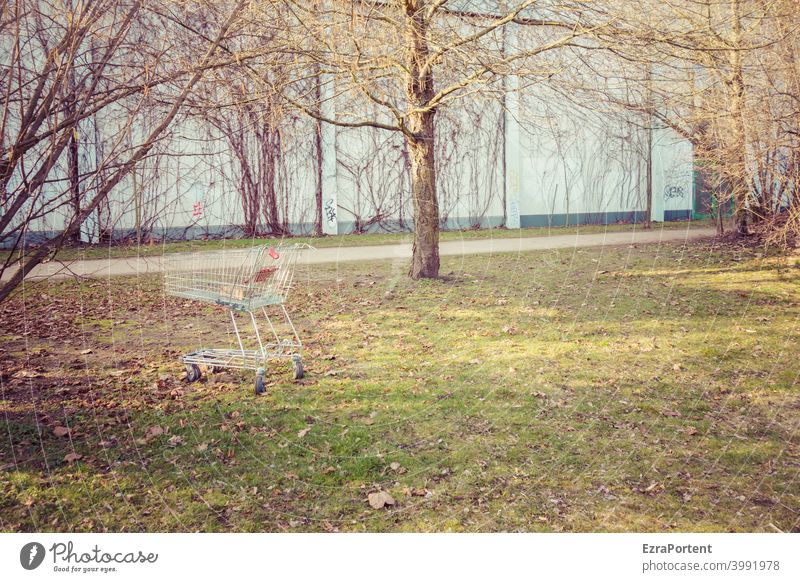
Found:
[66,62,81,244]
[314,68,324,236]
[730,0,749,236]
[67,124,81,243]
[644,118,653,230]
[93,111,112,244]
[643,66,653,229]
[730,75,749,236]
[405,0,439,279]
[265,127,281,233]
[406,111,439,279]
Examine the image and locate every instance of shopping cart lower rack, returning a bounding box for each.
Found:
[164,243,313,394]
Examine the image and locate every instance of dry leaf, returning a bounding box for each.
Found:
[167,435,183,447]
[53,426,70,438]
[79,349,93,355]
[146,426,165,439]
[64,453,82,463]
[367,491,395,509]
[297,427,311,438]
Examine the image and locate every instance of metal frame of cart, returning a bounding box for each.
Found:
[163,243,312,394]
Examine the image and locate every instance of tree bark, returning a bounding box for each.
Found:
[314,67,324,236]
[67,126,81,243]
[264,127,282,234]
[644,119,653,230]
[406,111,439,279]
[405,1,439,279]
[644,66,653,229]
[729,0,750,236]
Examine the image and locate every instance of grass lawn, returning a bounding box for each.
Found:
[1,218,715,262]
[1,238,798,532]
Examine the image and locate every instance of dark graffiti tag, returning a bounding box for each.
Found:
[664,185,686,200]
[324,198,337,224]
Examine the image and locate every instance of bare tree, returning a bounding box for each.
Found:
[250,1,607,278]
[579,0,800,240]
[0,0,251,301]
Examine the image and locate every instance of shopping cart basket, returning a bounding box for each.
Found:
[164,243,313,394]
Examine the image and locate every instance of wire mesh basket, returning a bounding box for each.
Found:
[164,243,313,393]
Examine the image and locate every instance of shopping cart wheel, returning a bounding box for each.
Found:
[292,358,304,380]
[255,369,266,395]
[185,364,201,383]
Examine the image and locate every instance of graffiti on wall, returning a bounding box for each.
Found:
[324,198,337,225]
[664,185,687,200]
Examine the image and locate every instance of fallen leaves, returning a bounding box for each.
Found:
[12,369,41,379]
[146,426,165,439]
[367,491,395,509]
[136,425,166,445]
[63,453,82,463]
[297,427,311,438]
[53,426,70,438]
[400,487,432,498]
[386,462,407,475]
[167,435,183,447]
[640,482,664,496]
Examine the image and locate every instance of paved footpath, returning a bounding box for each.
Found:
[2,227,717,281]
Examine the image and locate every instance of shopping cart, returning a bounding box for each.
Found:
[164,243,313,394]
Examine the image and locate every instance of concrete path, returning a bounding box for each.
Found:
[3,227,717,281]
